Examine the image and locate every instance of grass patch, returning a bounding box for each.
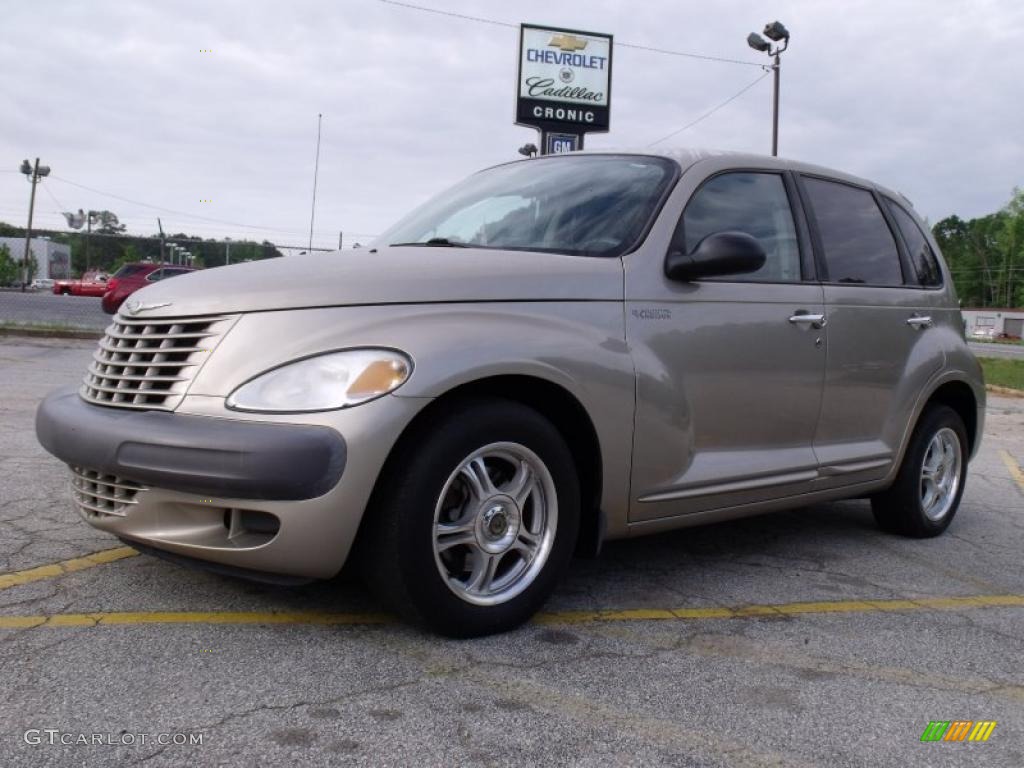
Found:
[979,357,1024,391]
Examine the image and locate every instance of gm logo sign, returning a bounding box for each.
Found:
[546,133,579,154]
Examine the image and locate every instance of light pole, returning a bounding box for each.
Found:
[747,21,790,157]
[224,237,231,265]
[19,158,51,291]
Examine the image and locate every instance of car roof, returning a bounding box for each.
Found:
[491,147,911,210]
[123,262,192,271]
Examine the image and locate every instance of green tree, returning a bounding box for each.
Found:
[996,188,1024,307]
[0,243,18,286]
[933,189,1024,308]
[93,210,126,235]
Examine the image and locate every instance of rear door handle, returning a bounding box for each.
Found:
[789,312,827,328]
[907,315,933,329]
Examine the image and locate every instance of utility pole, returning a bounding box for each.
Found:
[85,211,95,271]
[19,158,50,291]
[338,231,343,250]
[157,218,166,264]
[224,236,231,265]
[308,113,322,252]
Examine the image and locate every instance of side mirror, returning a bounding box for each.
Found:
[664,231,767,282]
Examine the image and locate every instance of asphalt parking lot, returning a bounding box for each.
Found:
[0,291,109,331]
[1,337,1022,767]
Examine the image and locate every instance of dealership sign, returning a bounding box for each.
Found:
[516,24,613,137]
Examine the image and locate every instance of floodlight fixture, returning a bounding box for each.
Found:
[763,21,790,42]
[747,33,770,52]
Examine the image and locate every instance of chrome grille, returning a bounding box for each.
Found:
[71,466,148,519]
[81,314,233,410]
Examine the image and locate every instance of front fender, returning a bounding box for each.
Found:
[188,303,637,535]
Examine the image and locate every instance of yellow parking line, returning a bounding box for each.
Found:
[0,611,394,630]
[1000,450,1024,493]
[536,594,1024,625]
[0,547,137,592]
[2,593,1023,630]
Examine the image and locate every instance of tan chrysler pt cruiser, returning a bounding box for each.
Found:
[37,150,985,636]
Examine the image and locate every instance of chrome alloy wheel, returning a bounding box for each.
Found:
[432,442,557,606]
[920,427,962,522]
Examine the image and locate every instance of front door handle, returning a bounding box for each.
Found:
[788,312,827,329]
[907,315,933,329]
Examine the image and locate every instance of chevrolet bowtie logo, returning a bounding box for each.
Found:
[548,34,588,52]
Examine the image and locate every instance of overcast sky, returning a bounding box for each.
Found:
[2,0,1022,251]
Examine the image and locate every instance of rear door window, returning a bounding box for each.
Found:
[113,264,148,278]
[677,172,802,282]
[802,177,903,286]
[886,200,942,287]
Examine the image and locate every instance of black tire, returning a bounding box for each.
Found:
[358,397,580,637]
[871,405,968,538]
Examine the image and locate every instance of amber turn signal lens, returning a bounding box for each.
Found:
[346,359,410,399]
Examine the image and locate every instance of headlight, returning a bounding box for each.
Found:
[226,349,412,413]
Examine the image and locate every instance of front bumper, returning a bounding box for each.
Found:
[37,388,346,501]
[35,388,424,579]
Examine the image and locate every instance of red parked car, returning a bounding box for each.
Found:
[101,263,197,314]
[52,271,109,297]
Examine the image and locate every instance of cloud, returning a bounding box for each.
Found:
[1,0,1021,248]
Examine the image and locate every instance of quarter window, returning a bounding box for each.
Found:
[802,177,903,285]
[886,200,942,286]
[678,172,801,282]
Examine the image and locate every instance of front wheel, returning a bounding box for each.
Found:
[359,398,580,637]
[871,405,968,538]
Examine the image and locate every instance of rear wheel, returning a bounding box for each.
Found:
[871,405,967,538]
[359,398,579,637]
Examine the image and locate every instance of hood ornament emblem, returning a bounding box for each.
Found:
[125,300,172,316]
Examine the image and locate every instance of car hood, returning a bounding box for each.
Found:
[120,247,624,317]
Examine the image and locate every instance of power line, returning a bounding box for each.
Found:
[377,0,514,28]
[42,176,380,239]
[40,182,68,215]
[12,226,338,252]
[48,176,312,236]
[374,0,762,67]
[615,41,765,67]
[646,71,770,146]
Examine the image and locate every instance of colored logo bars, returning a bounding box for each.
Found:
[920,721,997,742]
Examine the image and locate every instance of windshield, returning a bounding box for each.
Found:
[377,155,678,258]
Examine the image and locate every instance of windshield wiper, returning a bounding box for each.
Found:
[390,237,470,248]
